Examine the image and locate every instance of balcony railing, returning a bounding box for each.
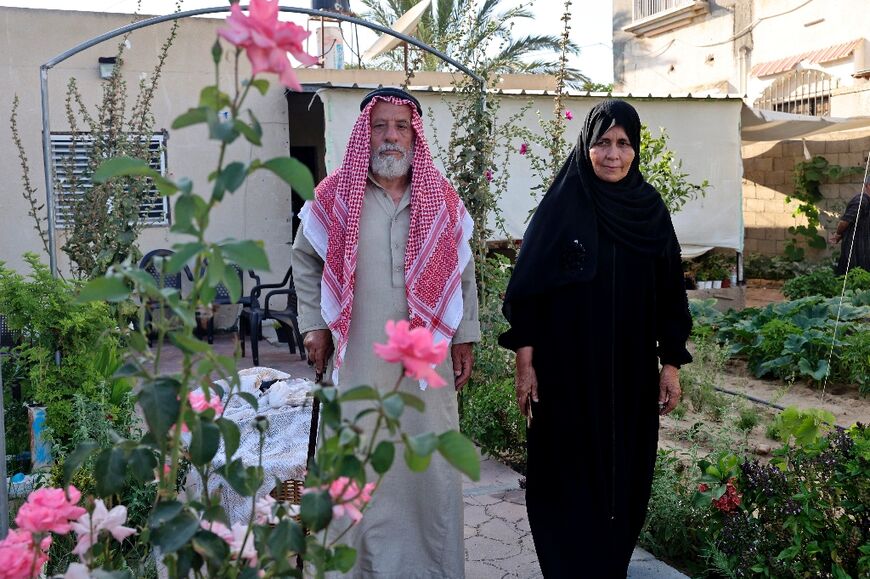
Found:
[625,0,709,36]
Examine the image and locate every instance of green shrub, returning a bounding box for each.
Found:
[744,253,830,280]
[0,254,132,447]
[460,377,526,471]
[782,267,870,299]
[639,449,706,573]
[840,331,870,395]
[693,415,869,578]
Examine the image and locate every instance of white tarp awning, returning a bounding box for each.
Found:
[317,89,745,253]
[741,104,870,142]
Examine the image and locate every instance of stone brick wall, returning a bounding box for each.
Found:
[741,131,870,258]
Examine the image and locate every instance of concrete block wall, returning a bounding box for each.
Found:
[741,131,870,258]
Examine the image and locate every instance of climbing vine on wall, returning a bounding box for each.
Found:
[787,155,862,260]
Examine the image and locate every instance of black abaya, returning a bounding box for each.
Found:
[502,230,691,577]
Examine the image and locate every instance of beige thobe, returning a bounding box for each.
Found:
[292,176,480,579]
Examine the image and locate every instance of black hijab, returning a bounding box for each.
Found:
[502,99,672,318]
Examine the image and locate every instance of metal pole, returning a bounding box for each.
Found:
[40,66,57,278]
[0,357,8,539]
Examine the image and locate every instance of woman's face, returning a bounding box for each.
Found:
[588,125,635,183]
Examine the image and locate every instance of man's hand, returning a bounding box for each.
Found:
[451,342,474,391]
[303,329,333,379]
[515,347,538,419]
[658,364,681,416]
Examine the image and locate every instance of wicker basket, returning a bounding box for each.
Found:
[270,477,305,505]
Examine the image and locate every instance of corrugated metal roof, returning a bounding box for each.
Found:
[296,82,744,100]
[751,39,863,77]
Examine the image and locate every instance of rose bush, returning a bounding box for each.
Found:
[2,1,479,577]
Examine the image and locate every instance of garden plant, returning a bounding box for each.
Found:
[0,2,479,577]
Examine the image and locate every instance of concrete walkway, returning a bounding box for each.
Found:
[462,453,689,578]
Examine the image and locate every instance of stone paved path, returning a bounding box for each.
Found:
[462,454,689,579]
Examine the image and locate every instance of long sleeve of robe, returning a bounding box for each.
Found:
[291,179,480,579]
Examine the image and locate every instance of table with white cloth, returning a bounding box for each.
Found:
[182,367,316,524]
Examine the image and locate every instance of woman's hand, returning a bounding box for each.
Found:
[515,347,539,418]
[658,364,681,415]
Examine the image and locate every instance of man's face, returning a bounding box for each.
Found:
[369,101,415,180]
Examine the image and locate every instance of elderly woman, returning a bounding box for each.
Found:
[499,99,692,578]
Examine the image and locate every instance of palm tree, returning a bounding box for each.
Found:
[360,0,588,84]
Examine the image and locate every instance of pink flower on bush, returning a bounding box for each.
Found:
[218,0,318,91]
[485,169,493,182]
[188,390,224,415]
[373,320,449,387]
[564,110,574,120]
[519,143,529,155]
[15,486,86,535]
[201,521,258,565]
[0,529,50,579]
[70,499,136,557]
[327,477,375,524]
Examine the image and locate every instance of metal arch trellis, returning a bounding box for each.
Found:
[39,4,487,277]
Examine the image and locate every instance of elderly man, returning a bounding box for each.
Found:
[291,87,480,578]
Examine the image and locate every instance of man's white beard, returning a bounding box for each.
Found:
[371,142,414,180]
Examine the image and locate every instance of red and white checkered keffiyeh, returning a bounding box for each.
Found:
[299,95,474,387]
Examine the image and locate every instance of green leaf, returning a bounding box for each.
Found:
[93,157,159,183]
[166,243,205,274]
[199,86,232,111]
[269,519,305,557]
[151,509,200,554]
[248,78,269,95]
[223,459,263,497]
[172,194,199,236]
[437,431,480,481]
[207,110,240,143]
[129,447,158,482]
[172,107,208,130]
[170,332,211,354]
[371,440,395,474]
[188,415,221,466]
[138,378,181,449]
[63,441,99,484]
[406,432,438,457]
[776,544,801,561]
[234,119,262,146]
[94,447,128,496]
[217,162,247,195]
[300,490,332,531]
[193,530,230,566]
[216,418,241,463]
[382,393,404,420]
[403,445,431,472]
[76,276,130,303]
[340,385,380,402]
[154,176,180,197]
[220,240,269,271]
[331,544,357,573]
[149,501,183,527]
[397,392,425,413]
[260,157,315,200]
[237,391,260,411]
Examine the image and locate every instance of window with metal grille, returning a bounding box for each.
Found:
[50,132,169,228]
[754,70,836,117]
[633,0,698,20]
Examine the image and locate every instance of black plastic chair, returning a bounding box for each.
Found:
[138,249,193,346]
[239,267,306,365]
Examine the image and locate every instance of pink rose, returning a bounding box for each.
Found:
[373,320,448,387]
[0,529,49,579]
[485,169,493,182]
[519,143,529,155]
[15,486,86,535]
[218,0,318,91]
[564,110,574,120]
[201,521,257,565]
[326,477,375,524]
[188,391,224,415]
